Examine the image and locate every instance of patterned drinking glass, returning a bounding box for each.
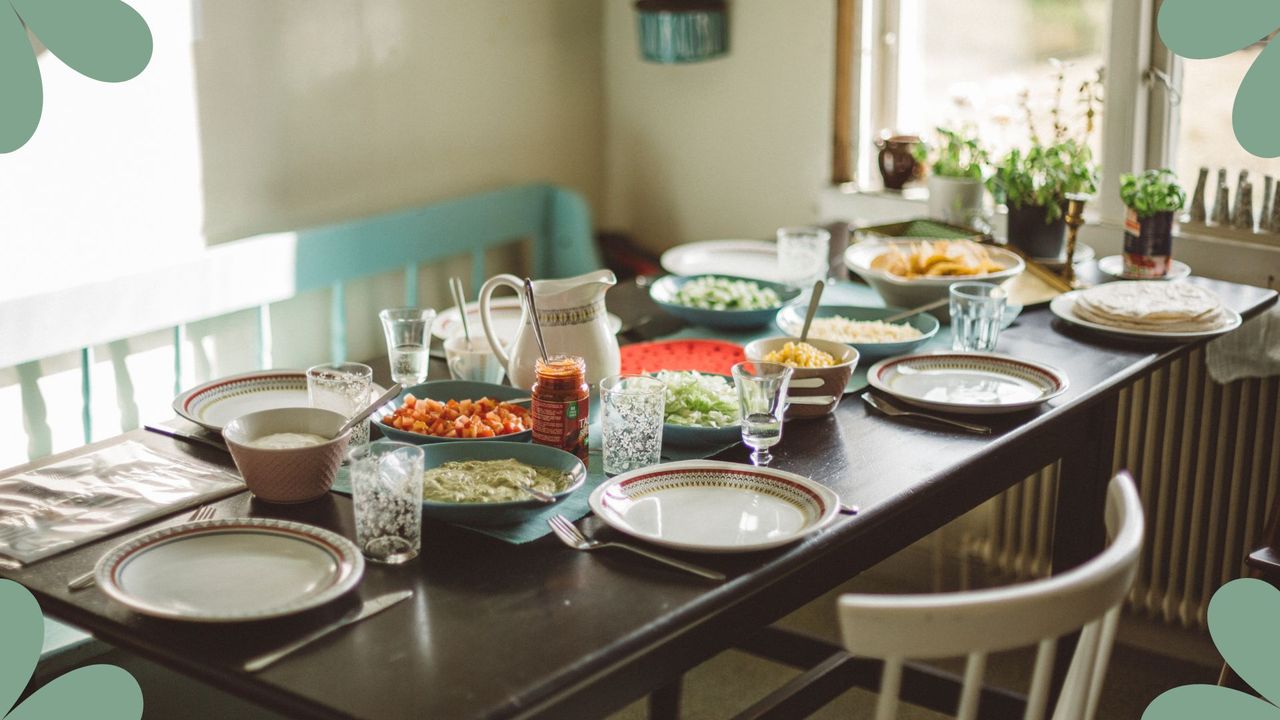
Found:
[307,362,374,447]
[601,374,666,476]
[777,226,831,289]
[348,441,424,564]
[950,282,1007,352]
[379,307,436,387]
[732,361,792,467]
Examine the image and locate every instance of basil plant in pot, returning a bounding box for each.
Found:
[916,126,989,229]
[987,139,1098,260]
[1119,169,1186,278]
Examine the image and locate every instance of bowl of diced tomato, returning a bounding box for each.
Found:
[375,381,533,444]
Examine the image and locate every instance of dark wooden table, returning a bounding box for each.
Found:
[2,277,1274,720]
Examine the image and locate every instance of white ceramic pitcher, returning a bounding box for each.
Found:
[478,269,621,390]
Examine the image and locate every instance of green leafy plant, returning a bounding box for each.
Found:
[1120,169,1187,218]
[913,126,987,180]
[0,579,142,719]
[986,61,1102,223]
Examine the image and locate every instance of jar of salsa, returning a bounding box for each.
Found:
[531,355,589,462]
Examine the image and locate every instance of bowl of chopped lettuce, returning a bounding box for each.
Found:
[653,370,742,447]
[649,274,801,329]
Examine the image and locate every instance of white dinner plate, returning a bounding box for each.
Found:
[173,371,386,432]
[866,352,1069,415]
[432,297,622,342]
[589,460,841,553]
[660,239,795,283]
[95,518,364,622]
[1049,291,1241,342]
[1096,255,1191,281]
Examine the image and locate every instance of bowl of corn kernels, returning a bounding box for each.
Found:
[743,337,859,419]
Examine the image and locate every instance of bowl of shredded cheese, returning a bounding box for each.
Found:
[774,303,940,361]
[744,337,859,419]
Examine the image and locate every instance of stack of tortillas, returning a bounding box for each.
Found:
[1071,281,1229,333]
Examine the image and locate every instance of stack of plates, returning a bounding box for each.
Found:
[1052,281,1241,340]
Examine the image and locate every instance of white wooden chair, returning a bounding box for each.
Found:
[837,472,1144,720]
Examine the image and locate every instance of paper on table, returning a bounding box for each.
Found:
[0,441,244,566]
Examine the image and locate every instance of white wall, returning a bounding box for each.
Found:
[600,0,835,254]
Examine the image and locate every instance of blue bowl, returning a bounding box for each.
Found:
[773,303,940,361]
[652,372,742,447]
[650,274,802,329]
[418,441,586,526]
[374,380,532,444]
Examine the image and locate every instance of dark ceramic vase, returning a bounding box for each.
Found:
[1007,204,1067,259]
[877,135,920,190]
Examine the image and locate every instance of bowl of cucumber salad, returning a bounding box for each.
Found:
[649,274,801,329]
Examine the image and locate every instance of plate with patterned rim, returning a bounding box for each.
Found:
[866,352,1069,415]
[432,297,622,342]
[588,460,841,553]
[173,370,386,432]
[94,518,364,622]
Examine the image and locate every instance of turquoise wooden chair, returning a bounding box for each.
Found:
[7,182,599,664]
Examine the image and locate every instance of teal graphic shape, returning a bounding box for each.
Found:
[0,579,143,719]
[1143,578,1280,718]
[1158,0,1280,158]
[0,0,151,152]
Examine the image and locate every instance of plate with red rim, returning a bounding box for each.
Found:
[94,517,364,622]
[173,370,386,433]
[619,339,746,376]
[588,460,841,553]
[866,352,1069,415]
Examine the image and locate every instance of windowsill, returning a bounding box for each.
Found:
[819,184,1280,290]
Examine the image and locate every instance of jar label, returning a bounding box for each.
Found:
[1122,207,1173,278]
[531,397,589,462]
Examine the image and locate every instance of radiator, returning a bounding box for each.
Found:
[961,347,1280,630]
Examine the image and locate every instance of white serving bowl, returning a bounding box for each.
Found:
[843,240,1024,316]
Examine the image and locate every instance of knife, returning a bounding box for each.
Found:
[144,423,230,455]
[243,590,413,672]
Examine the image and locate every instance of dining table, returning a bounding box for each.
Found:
[1,273,1275,720]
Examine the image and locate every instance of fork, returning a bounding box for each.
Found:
[67,504,218,591]
[547,515,726,581]
[861,393,992,435]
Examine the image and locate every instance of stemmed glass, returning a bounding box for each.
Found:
[731,361,793,466]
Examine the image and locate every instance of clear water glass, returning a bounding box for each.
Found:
[307,362,374,447]
[777,226,831,289]
[379,307,436,387]
[348,441,424,564]
[731,361,793,467]
[601,374,666,476]
[950,282,1007,352]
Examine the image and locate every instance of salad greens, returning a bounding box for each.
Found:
[672,276,780,311]
[654,371,740,428]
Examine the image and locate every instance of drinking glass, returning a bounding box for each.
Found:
[379,308,436,387]
[777,226,831,289]
[444,335,506,384]
[348,441,424,564]
[307,362,374,447]
[601,374,666,476]
[950,282,1007,352]
[731,361,793,466]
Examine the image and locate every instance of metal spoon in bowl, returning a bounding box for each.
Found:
[882,297,949,324]
[799,279,825,343]
[449,276,472,344]
[337,383,403,437]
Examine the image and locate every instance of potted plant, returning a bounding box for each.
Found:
[916,126,988,228]
[988,64,1103,259]
[1119,169,1186,278]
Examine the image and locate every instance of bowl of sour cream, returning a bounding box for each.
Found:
[223,407,351,503]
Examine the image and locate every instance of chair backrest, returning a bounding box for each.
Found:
[837,472,1144,720]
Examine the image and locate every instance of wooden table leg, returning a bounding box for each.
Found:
[1047,396,1119,706]
[649,678,682,720]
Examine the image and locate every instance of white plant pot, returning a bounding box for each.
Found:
[927,176,986,229]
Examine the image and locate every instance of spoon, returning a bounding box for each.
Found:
[524,277,550,362]
[799,279,825,342]
[337,383,403,437]
[882,297,949,323]
[513,479,556,504]
[449,276,471,344]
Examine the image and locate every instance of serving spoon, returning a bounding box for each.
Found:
[337,383,403,437]
[799,279,825,342]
